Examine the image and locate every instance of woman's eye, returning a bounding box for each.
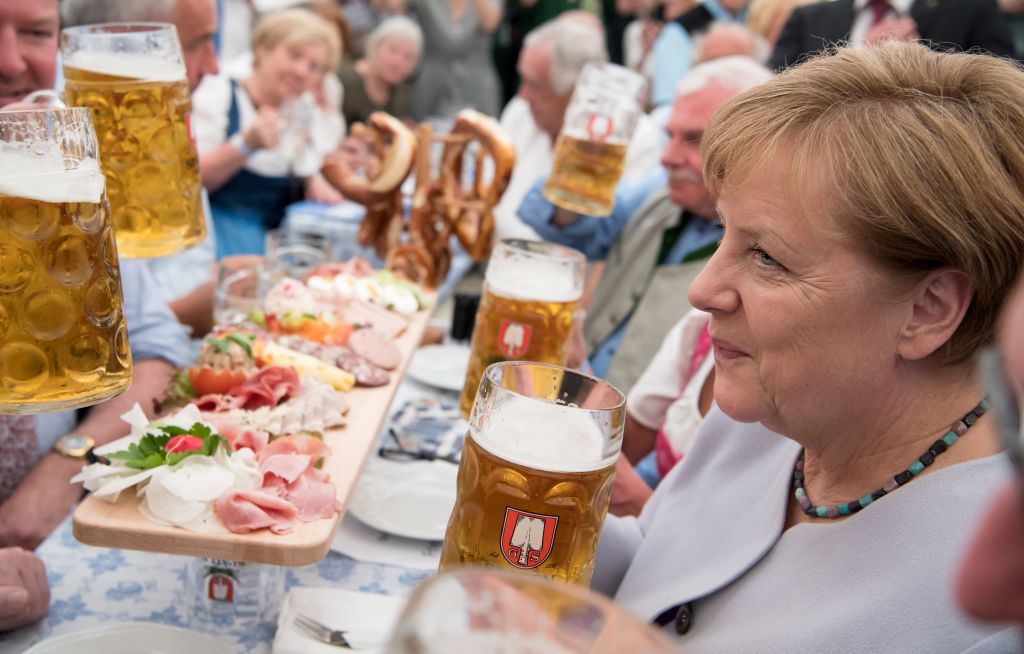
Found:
[752,247,782,268]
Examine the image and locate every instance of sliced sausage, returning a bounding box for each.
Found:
[336,349,390,387]
[347,328,402,370]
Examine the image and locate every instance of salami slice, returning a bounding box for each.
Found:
[347,328,402,370]
[336,349,390,387]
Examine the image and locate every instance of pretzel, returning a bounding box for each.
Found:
[321,112,416,257]
[438,109,515,261]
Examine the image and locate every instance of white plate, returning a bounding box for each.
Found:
[405,344,471,392]
[347,458,458,541]
[25,622,231,654]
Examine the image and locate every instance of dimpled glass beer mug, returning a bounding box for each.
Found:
[0,108,132,414]
[386,569,675,654]
[457,240,584,417]
[543,62,647,216]
[62,23,204,258]
[440,361,624,587]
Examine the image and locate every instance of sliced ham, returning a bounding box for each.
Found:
[340,298,408,338]
[193,366,301,413]
[348,328,401,370]
[286,470,341,521]
[229,366,300,409]
[259,453,312,484]
[214,489,298,534]
[206,415,270,456]
[264,434,330,462]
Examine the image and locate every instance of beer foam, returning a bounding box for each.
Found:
[65,51,185,82]
[473,395,613,473]
[0,150,104,203]
[486,260,582,303]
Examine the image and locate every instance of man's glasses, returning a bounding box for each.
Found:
[979,347,1024,475]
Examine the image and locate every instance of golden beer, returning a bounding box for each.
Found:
[63,25,204,258]
[439,433,615,585]
[0,108,132,414]
[543,135,628,216]
[441,362,625,587]
[458,240,585,417]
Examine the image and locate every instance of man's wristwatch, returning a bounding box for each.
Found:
[52,434,97,463]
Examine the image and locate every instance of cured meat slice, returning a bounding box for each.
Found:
[335,348,390,387]
[348,328,401,370]
[213,489,298,534]
[193,366,301,412]
[264,433,330,462]
[259,453,312,484]
[286,470,341,521]
[274,335,344,364]
[340,298,408,338]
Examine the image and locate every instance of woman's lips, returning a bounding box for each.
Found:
[711,338,749,360]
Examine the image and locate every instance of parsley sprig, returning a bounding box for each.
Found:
[207,333,255,359]
[106,422,229,470]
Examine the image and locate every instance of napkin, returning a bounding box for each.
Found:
[272,587,407,654]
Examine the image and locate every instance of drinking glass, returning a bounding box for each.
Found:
[543,63,647,216]
[185,557,285,632]
[458,239,584,417]
[62,23,204,258]
[441,361,625,587]
[264,227,332,281]
[386,569,674,653]
[213,263,264,326]
[0,107,132,414]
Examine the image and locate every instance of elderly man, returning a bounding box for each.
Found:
[494,15,663,242]
[520,57,772,392]
[0,0,195,590]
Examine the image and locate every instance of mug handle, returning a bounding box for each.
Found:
[21,90,67,108]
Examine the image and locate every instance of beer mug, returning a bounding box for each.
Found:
[0,108,132,414]
[387,569,675,653]
[440,361,624,587]
[62,23,204,258]
[458,240,584,417]
[542,63,647,216]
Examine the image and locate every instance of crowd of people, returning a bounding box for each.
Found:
[0,0,1021,649]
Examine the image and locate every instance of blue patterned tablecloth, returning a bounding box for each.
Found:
[1,515,432,653]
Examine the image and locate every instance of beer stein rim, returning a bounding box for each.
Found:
[0,106,91,121]
[481,360,625,413]
[494,239,586,266]
[61,22,181,37]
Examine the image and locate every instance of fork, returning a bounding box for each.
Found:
[293,613,352,648]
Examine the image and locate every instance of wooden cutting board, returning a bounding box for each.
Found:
[72,309,433,566]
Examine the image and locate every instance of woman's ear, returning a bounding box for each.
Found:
[896,268,973,361]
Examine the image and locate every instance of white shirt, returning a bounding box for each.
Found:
[493,97,665,243]
[849,0,915,46]
[192,73,337,179]
[627,309,712,459]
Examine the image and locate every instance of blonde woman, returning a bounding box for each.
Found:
[193,9,342,257]
[594,42,1024,651]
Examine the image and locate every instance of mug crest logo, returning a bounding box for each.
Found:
[586,113,614,143]
[500,507,558,570]
[498,320,531,358]
[207,573,234,603]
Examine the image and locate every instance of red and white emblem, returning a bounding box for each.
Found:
[500,507,558,570]
[497,320,532,358]
[586,113,614,143]
[207,573,234,603]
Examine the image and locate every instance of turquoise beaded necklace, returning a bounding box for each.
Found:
[793,399,990,519]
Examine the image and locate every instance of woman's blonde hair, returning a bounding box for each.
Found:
[745,0,816,43]
[253,8,342,73]
[703,42,1024,364]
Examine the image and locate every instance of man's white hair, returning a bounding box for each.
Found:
[365,15,424,60]
[676,55,773,97]
[523,19,608,95]
[61,0,176,27]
